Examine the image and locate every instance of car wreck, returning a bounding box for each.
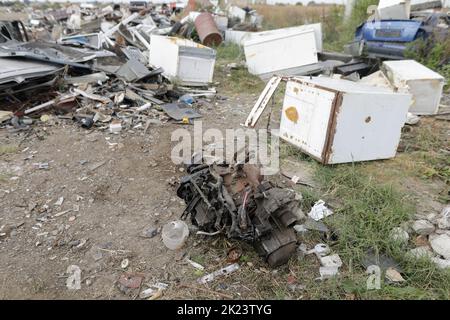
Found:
[346,13,449,59]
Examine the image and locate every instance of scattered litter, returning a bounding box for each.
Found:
[318,266,339,280]
[34,162,49,170]
[117,273,144,293]
[161,103,202,121]
[139,288,156,299]
[303,218,329,233]
[109,121,122,134]
[54,197,64,206]
[197,263,240,284]
[66,265,81,290]
[53,210,72,218]
[186,258,205,271]
[308,200,334,221]
[406,113,420,125]
[121,259,129,269]
[161,220,189,250]
[320,254,343,268]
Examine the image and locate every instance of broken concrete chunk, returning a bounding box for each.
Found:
[431,257,450,270]
[319,254,343,268]
[390,227,409,244]
[412,219,435,235]
[407,246,434,260]
[385,267,405,283]
[140,226,158,238]
[319,266,339,279]
[437,206,450,230]
[429,234,450,259]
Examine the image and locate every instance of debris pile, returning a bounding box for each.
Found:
[0,2,226,132]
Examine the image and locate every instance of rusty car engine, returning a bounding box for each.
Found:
[176,160,299,267]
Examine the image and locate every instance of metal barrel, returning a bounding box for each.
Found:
[194,12,223,47]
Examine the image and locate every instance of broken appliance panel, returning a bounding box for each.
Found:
[382,60,445,115]
[149,35,216,86]
[243,27,318,77]
[377,0,411,20]
[279,77,412,164]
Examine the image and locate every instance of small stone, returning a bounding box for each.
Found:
[390,227,409,244]
[425,213,437,222]
[69,240,81,247]
[407,246,434,259]
[431,257,450,270]
[385,267,405,283]
[93,251,103,261]
[437,206,450,230]
[412,220,435,235]
[414,235,429,247]
[141,226,158,238]
[430,234,450,259]
[68,216,76,222]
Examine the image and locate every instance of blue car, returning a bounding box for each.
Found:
[347,14,449,59]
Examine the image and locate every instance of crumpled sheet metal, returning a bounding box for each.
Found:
[0,41,116,69]
[160,103,202,121]
[0,57,61,85]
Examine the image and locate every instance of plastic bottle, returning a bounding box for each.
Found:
[161,220,189,250]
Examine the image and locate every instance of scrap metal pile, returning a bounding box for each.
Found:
[0,2,221,131]
[177,158,299,267]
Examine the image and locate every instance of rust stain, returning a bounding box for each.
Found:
[293,87,299,94]
[365,116,371,123]
[285,106,299,123]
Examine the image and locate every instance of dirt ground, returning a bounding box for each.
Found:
[0,91,263,299]
[1,81,449,299]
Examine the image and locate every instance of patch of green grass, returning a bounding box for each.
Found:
[307,164,450,299]
[324,0,379,52]
[214,43,265,95]
[279,141,310,160]
[215,43,243,62]
[405,35,450,91]
[0,144,19,155]
[401,121,450,184]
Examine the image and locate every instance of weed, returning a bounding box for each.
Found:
[405,35,450,91]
